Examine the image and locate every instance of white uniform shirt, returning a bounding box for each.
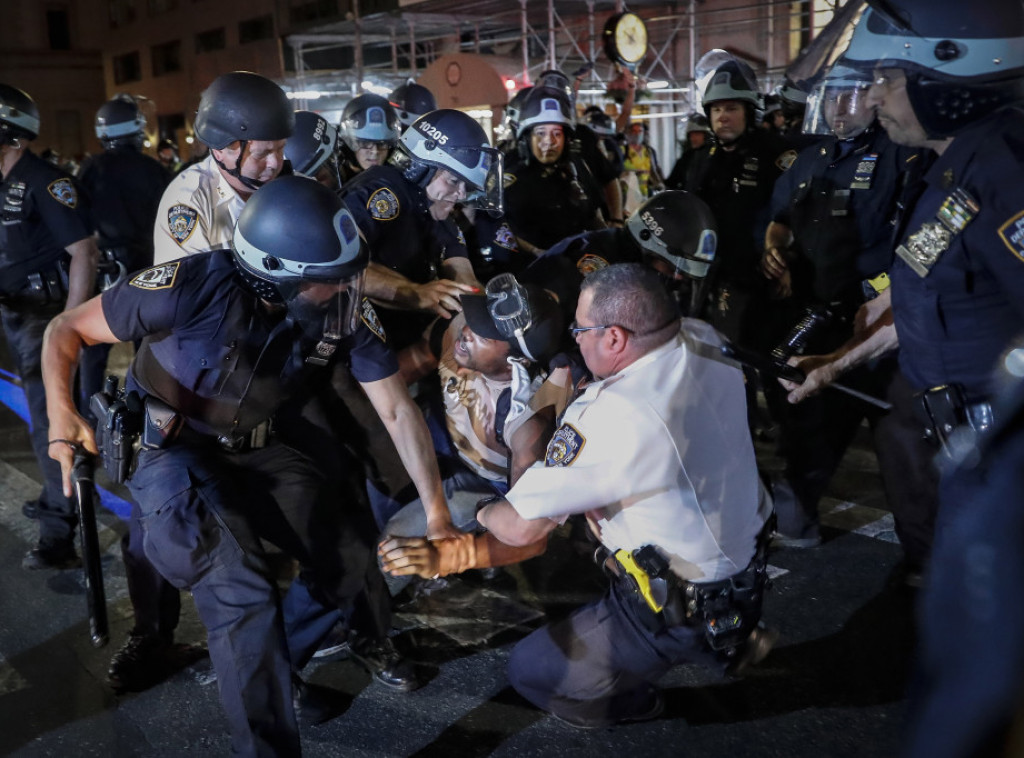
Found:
[507,319,771,583]
[153,154,246,263]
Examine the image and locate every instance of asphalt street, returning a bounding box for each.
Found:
[0,343,920,758]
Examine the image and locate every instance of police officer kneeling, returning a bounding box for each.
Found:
[40,176,434,756]
[390,264,776,728]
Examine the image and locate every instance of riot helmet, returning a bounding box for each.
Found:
[285,110,342,188]
[537,69,576,107]
[802,64,875,140]
[339,94,399,154]
[0,84,40,145]
[232,176,369,339]
[461,273,564,365]
[702,59,762,113]
[194,72,294,191]
[496,86,532,145]
[95,93,146,149]
[515,86,575,139]
[391,109,503,213]
[389,81,437,131]
[841,0,1024,137]
[194,72,293,149]
[626,191,718,279]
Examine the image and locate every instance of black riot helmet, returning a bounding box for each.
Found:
[0,84,40,145]
[389,81,438,131]
[194,72,293,149]
[537,69,576,107]
[339,94,400,151]
[496,86,533,145]
[194,72,294,191]
[232,176,369,339]
[391,109,504,213]
[516,86,575,140]
[583,106,616,137]
[285,110,341,186]
[841,0,1024,137]
[626,191,718,279]
[701,59,762,134]
[95,94,146,149]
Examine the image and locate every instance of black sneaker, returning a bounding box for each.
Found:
[22,542,81,571]
[345,635,422,692]
[292,676,348,727]
[106,634,206,692]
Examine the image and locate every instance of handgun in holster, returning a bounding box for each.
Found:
[614,546,686,629]
[90,375,142,484]
[914,384,968,449]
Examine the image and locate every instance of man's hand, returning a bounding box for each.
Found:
[761,246,790,280]
[425,512,460,541]
[415,279,477,318]
[780,354,842,404]
[378,536,441,579]
[47,408,98,497]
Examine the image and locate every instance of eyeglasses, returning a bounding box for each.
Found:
[568,320,619,337]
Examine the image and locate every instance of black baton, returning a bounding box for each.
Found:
[72,449,108,647]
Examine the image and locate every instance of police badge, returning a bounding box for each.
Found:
[367,188,400,221]
[167,204,198,245]
[47,178,78,208]
[576,253,609,276]
[545,423,586,467]
[896,221,952,277]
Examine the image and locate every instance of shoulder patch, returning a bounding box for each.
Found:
[503,173,517,189]
[776,150,798,172]
[47,178,78,208]
[545,423,586,467]
[998,210,1024,263]
[129,261,180,290]
[494,222,518,251]
[576,253,610,277]
[455,225,466,247]
[167,204,199,246]
[367,188,400,221]
[360,298,387,341]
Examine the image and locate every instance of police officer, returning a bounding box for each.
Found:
[779,3,1024,753]
[156,138,183,176]
[388,80,437,134]
[153,71,292,264]
[284,109,343,190]
[666,113,712,191]
[686,58,797,344]
[760,65,938,576]
[109,71,293,692]
[341,107,502,350]
[503,86,605,256]
[388,264,774,727]
[42,177,454,756]
[0,83,100,569]
[337,93,400,184]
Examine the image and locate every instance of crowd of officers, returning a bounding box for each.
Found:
[1,0,1024,754]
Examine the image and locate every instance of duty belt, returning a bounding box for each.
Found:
[214,420,273,453]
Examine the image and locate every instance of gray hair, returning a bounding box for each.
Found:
[580,263,680,350]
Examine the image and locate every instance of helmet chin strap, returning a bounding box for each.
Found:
[213,139,267,192]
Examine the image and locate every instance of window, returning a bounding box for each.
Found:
[47,8,72,50]
[288,0,337,25]
[151,40,182,77]
[113,51,142,84]
[239,14,274,44]
[195,27,226,53]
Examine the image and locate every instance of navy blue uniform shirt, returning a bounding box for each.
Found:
[890,107,1024,400]
[0,150,92,294]
[101,250,396,437]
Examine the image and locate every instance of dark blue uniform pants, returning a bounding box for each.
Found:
[1,303,75,547]
[128,439,379,757]
[508,579,717,727]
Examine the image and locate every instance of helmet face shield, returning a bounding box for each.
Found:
[803,68,875,138]
[446,145,503,212]
[484,273,539,361]
[280,272,366,340]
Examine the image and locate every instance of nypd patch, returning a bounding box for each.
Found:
[47,178,78,208]
[545,423,586,467]
[998,210,1024,263]
[360,298,387,342]
[455,226,466,247]
[130,261,180,290]
[494,223,518,251]
[167,204,199,246]
[367,188,400,221]
[576,253,609,277]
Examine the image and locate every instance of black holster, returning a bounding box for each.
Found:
[90,376,142,483]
